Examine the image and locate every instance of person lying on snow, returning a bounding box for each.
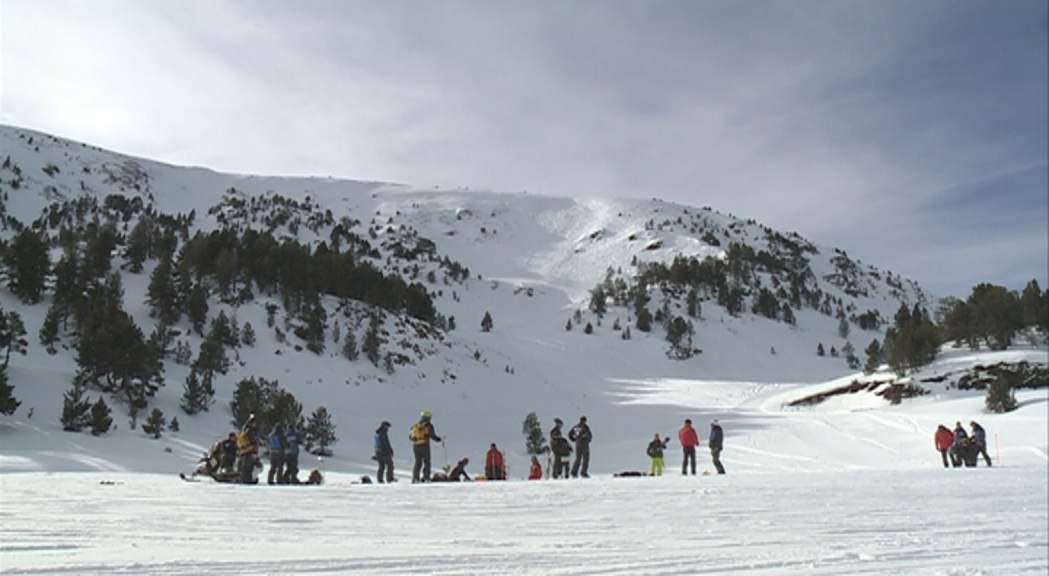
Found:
[432,458,472,482]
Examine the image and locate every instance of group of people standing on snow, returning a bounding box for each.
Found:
[660,418,725,476]
[934,420,993,468]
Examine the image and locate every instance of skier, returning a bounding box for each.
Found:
[410,410,442,483]
[374,420,395,483]
[283,423,300,484]
[647,433,670,476]
[267,423,287,485]
[709,419,725,474]
[950,421,968,467]
[549,418,572,479]
[934,424,954,468]
[569,416,592,478]
[969,421,993,467]
[485,443,506,480]
[528,455,543,480]
[678,418,699,475]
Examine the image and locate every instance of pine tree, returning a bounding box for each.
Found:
[141,407,167,439]
[342,329,359,361]
[0,368,20,416]
[817,342,825,357]
[89,396,113,436]
[305,406,338,456]
[242,322,256,347]
[169,416,180,432]
[39,305,61,354]
[362,312,382,366]
[229,376,279,430]
[837,315,850,339]
[2,228,50,304]
[636,307,653,332]
[480,311,494,333]
[180,370,210,415]
[60,383,91,432]
[986,372,1018,413]
[0,309,28,369]
[187,282,209,336]
[584,322,593,334]
[863,339,882,375]
[522,411,548,455]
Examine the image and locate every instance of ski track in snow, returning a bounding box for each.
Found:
[1,469,1046,575]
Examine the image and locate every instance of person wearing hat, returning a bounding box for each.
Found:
[709,419,725,474]
[678,418,699,475]
[550,418,572,479]
[969,421,992,467]
[410,410,442,483]
[374,420,395,483]
[237,414,260,484]
[569,415,592,478]
[485,443,507,480]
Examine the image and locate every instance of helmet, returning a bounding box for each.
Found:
[421,410,432,418]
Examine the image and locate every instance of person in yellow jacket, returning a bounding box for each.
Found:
[409,410,442,483]
[236,414,260,484]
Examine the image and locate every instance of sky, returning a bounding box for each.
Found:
[2,0,1046,298]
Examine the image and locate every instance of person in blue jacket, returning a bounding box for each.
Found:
[374,421,395,483]
[267,423,287,485]
[950,421,968,467]
[283,423,301,484]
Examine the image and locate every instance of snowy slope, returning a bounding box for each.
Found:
[1,124,1046,574]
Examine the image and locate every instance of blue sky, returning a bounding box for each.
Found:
[2,0,1046,298]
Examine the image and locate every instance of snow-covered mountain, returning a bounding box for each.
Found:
[0,124,1044,480]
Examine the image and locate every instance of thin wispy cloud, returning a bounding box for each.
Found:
[2,0,1045,296]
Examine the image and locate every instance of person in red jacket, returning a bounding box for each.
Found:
[528,455,543,480]
[678,418,700,475]
[485,443,506,480]
[934,424,954,468]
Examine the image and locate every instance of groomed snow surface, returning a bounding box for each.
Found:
[2,380,1046,575]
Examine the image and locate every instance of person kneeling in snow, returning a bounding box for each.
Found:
[433,458,472,482]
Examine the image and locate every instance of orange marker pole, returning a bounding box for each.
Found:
[994,433,1001,467]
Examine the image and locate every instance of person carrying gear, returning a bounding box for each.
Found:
[550,418,572,479]
[410,410,442,483]
[647,433,670,476]
[237,414,260,484]
[485,443,506,480]
[220,432,238,473]
[374,421,395,483]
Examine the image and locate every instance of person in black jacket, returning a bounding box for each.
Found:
[647,433,670,476]
[569,416,592,478]
[550,418,572,479]
[709,420,725,474]
[374,421,395,483]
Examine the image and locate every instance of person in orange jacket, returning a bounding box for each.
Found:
[528,455,543,480]
[485,443,506,480]
[934,424,954,468]
[678,418,700,475]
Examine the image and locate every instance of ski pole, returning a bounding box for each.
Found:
[441,440,448,468]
